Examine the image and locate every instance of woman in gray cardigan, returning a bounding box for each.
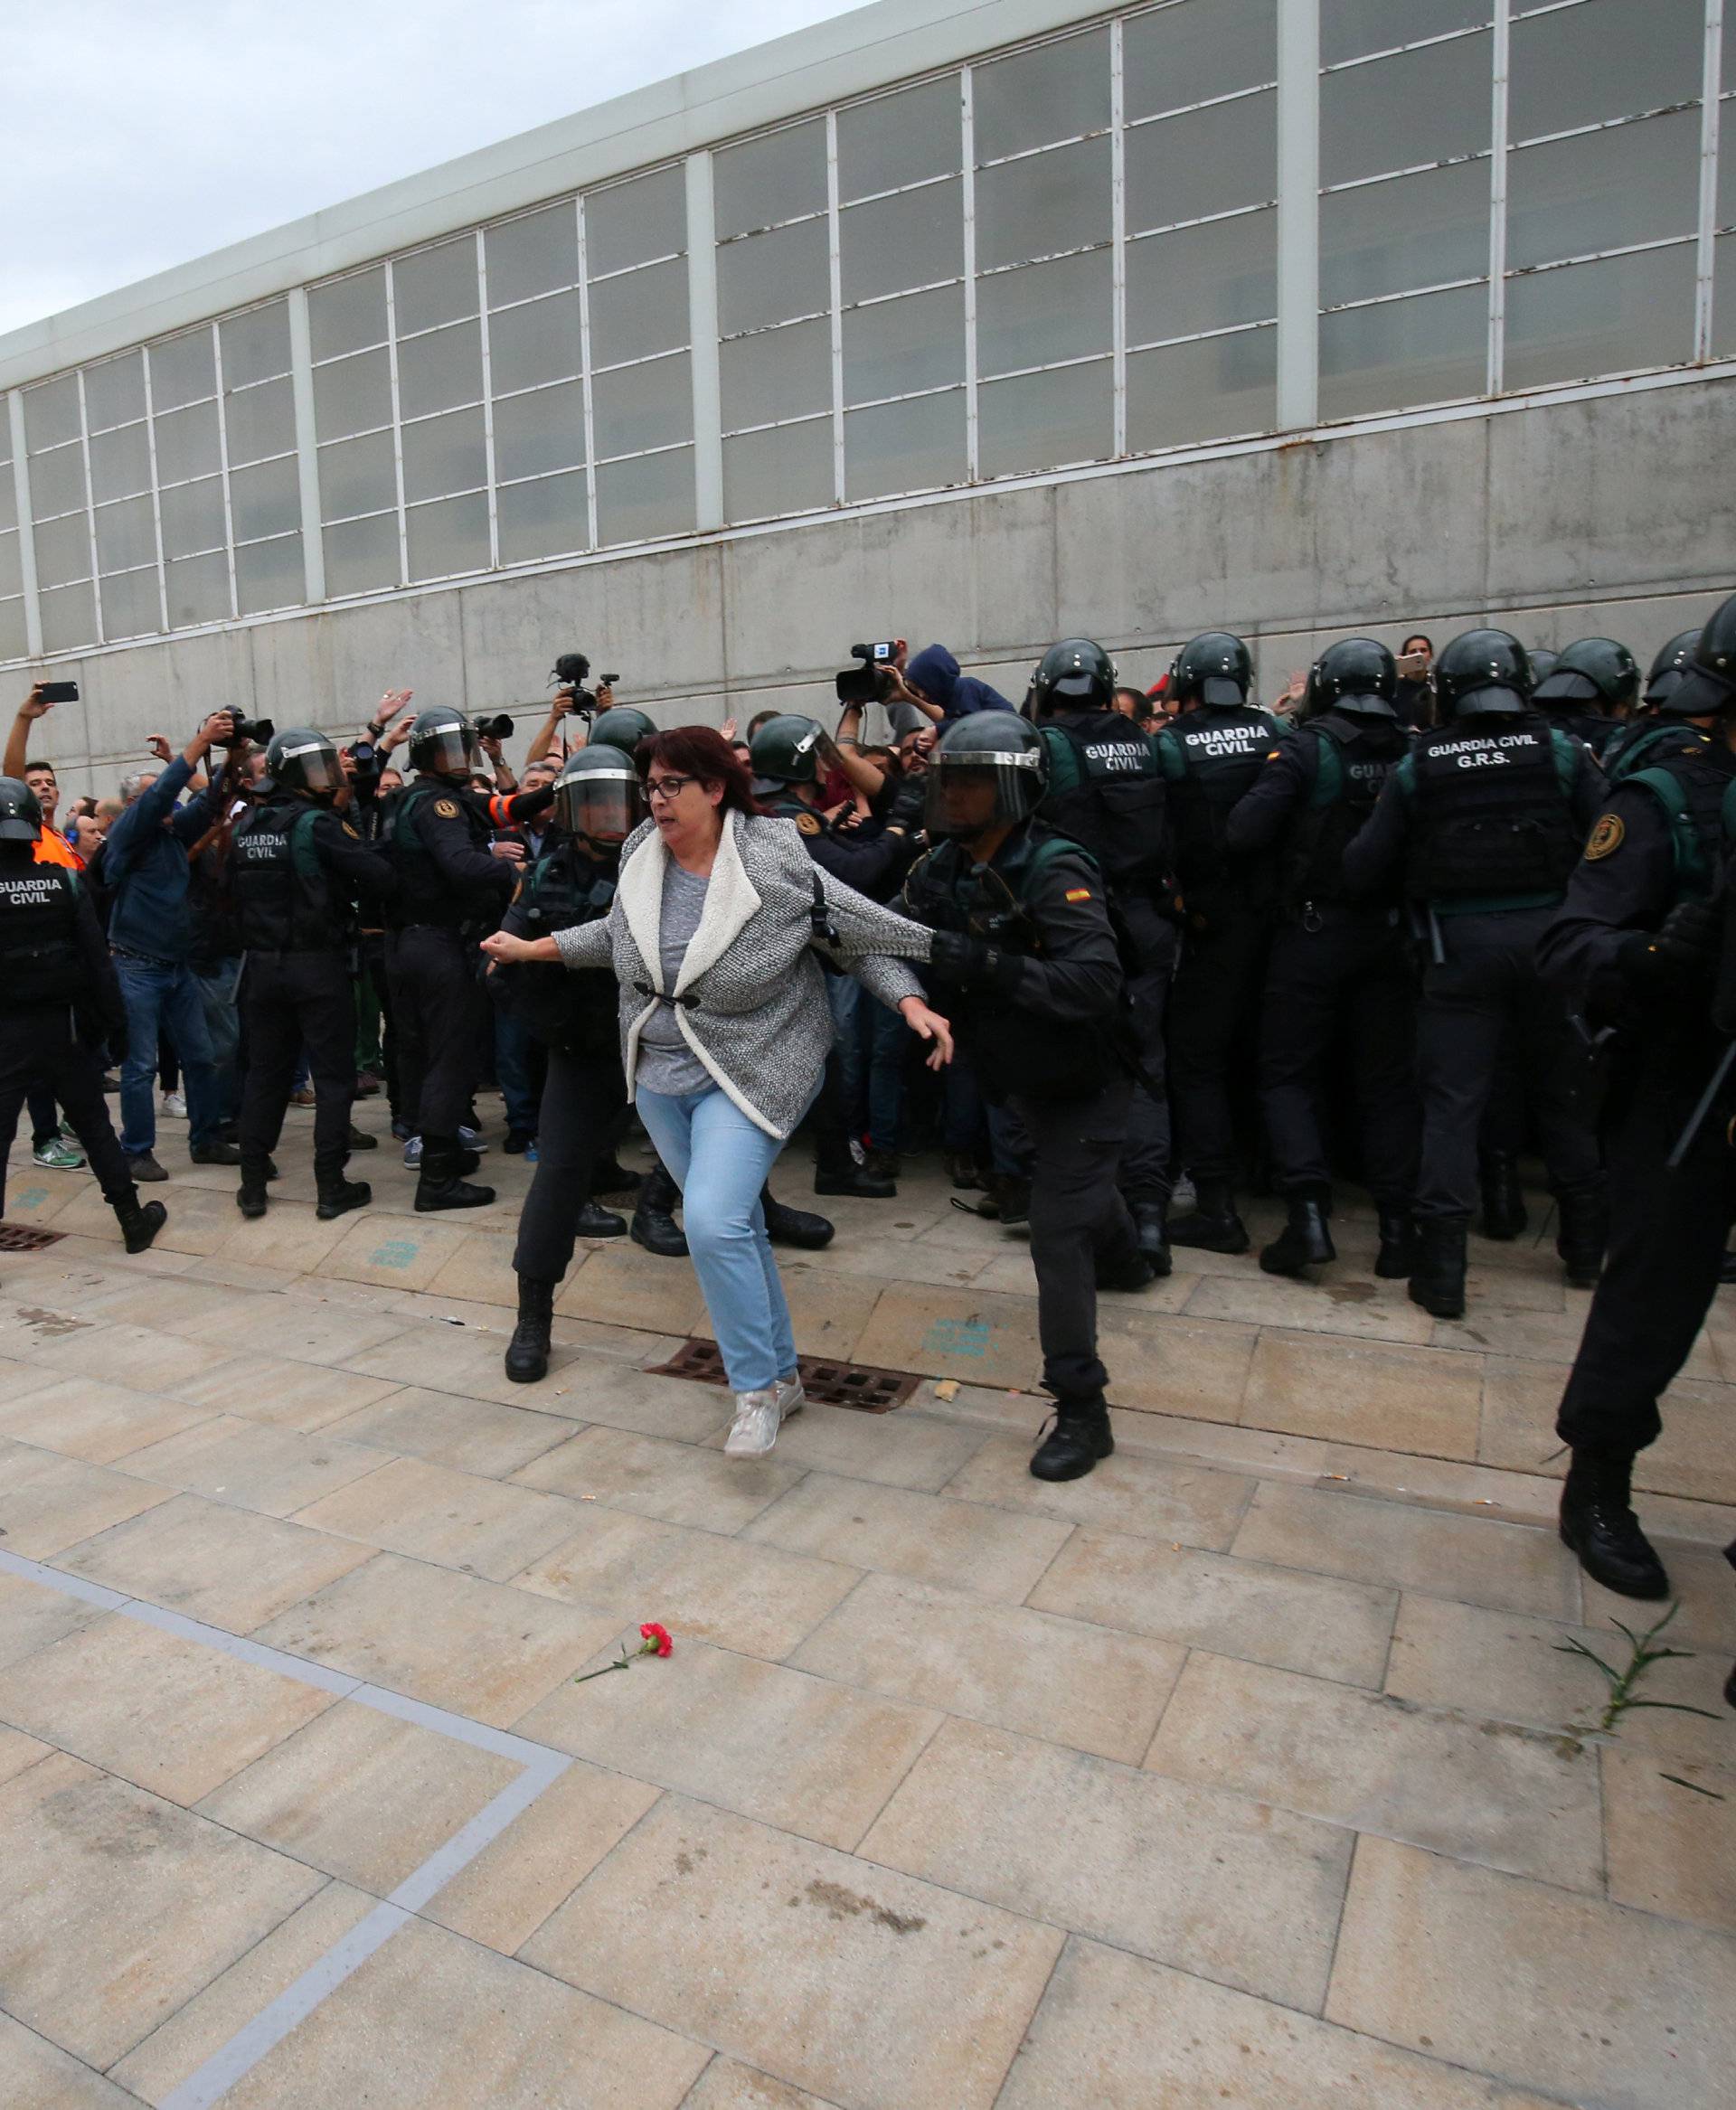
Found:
[482,726,950,1458]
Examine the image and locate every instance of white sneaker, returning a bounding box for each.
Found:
[724,1389,783,1457]
[775,1374,806,1422]
[161,1091,188,1120]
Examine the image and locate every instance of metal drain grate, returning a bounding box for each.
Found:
[651,1337,921,1413]
[0,1225,65,1252]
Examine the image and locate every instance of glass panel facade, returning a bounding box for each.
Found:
[0,0,1722,665]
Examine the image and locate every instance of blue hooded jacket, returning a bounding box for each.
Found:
[903,645,1015,724]
[102,755,218,962]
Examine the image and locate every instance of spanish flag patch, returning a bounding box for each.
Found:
[1064,887,1093,902]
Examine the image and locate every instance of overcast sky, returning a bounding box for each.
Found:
[0,0,862,338]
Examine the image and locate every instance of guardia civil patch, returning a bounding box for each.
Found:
[1064,887,1093,902]
[435,799,460,819]
[796,811,822,836]
[1585,814,1625,860]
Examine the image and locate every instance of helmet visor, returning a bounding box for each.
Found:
[277,739,344,795]
[554,769,644,843]
[923,755,1040,839]
[417,725,477,774]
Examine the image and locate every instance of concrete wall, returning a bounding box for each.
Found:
[18,373,1735,805]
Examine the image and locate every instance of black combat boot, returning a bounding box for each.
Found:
[345,1123,379,1151]
[116,1199,167,1255]
[236,1159,270,1220]
[1260,1193,1335,1277]
[1031,1396,1115,1482]
[814,1140,896,1199]
[505,1274,556,1383]
[1558,1449,1668,1598]
[1131,1202,1172,1277]
[575,1200,627,1238]
[316,1163,373,1220]
[1479,1151,1528,1240]
[591,1159,644,1195]
[1374,1208,1418,1280]
[761,1186,835,1250]
[414,1136,495,1212]
[1167,1177,1250,1255]
[995,1173,1031,1235]
[1407,1219,1467,1319]
[632,1163,687,1256]
[1096,1248,1156,1293]
[1555,1188,1608,1290]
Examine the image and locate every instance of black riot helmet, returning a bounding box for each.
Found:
[1307,637,1398,721]
[1527,647,1560,687]
[265,727,344,800]
[1433,628,1533,719]
[408,709,480,778]
[0,775,43,843]
[552,743,645,846]
[749,713,826,792]
[1533,637,1640,715]
[1646,628,1701,708]
[1030,637,1117,718]
[588,705,656,754]
[924,712,1048,841]
[1660,589,1736,717]
[1169,631,1253,708]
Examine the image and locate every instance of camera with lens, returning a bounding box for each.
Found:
[477,713,515,742]
[835,641,902,706]
[215,711,274,746]
[551,652,622,715]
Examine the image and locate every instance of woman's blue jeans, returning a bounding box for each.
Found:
[635,1082,798,1395]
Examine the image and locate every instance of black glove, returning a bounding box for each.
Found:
[929,928,1023,994]
[885,775,927,833]
[1618,899,1721,996]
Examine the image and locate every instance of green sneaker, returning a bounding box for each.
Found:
[32,1135,85,1171]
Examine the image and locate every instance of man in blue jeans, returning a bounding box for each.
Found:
[102,711,243,1181]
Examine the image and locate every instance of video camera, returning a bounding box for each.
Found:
[551,652,621,716]
[835,640,904,706]
[477,714,515,742]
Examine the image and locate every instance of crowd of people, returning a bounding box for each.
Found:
[4,598,1736,1710]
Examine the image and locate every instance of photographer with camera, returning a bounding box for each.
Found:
[523,654,619,769]
[102,710,249,1181]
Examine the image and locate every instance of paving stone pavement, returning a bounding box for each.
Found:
[1,1092,1734,2107]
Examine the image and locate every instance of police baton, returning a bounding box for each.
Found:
[1665,856,1736,1170]
[1665,1041,1736,1171]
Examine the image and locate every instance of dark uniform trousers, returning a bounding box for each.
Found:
[1414,906,1601,1223]
[1557,1064,1736,1456]
[1008,1076,1139,1400]
[0,1013,136,1220]
[513,1047,629,1284]
[1166,897,1269,1184]
[1258,906,1419,1205]
[386,924,487,1142]
[1118,897,1177,1206]
[238,951,356,1172]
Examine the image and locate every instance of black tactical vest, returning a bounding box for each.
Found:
[501,839,620,1058]
[1159,706,1285,890]
[231,800,344,951]
[1284,712,1411,903]
[1621,741,1736,905]
[0,861,83,1006]
[904,823,1122,1101]
[1546,703,1618,758]
[1405,713,1580,905]
[1603,716,1711,786]
[1037,713,1168,890]
[384,777,491,928]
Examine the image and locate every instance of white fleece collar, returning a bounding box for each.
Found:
[615,807,763,996]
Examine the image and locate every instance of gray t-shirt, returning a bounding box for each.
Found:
[635,860,712,1095]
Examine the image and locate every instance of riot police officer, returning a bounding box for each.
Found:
[901,715,1149,1482]
[1533,636,1640,758]
[1156,631,1287,1251]
[1343,627,1606,1317]
[587,704,657,756]
[230,729,396,1221]
[1598,629,1704,782]
[493,745,644,1380]
[750,711,920,1202]
[383,709,516,1209]
[1027,636,1176,1270]
[1225,638,1419,1276]
[0,777,164,1254]
[1538,590,1736,1605]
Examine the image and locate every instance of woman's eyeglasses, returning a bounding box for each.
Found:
[646,775,699,803]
